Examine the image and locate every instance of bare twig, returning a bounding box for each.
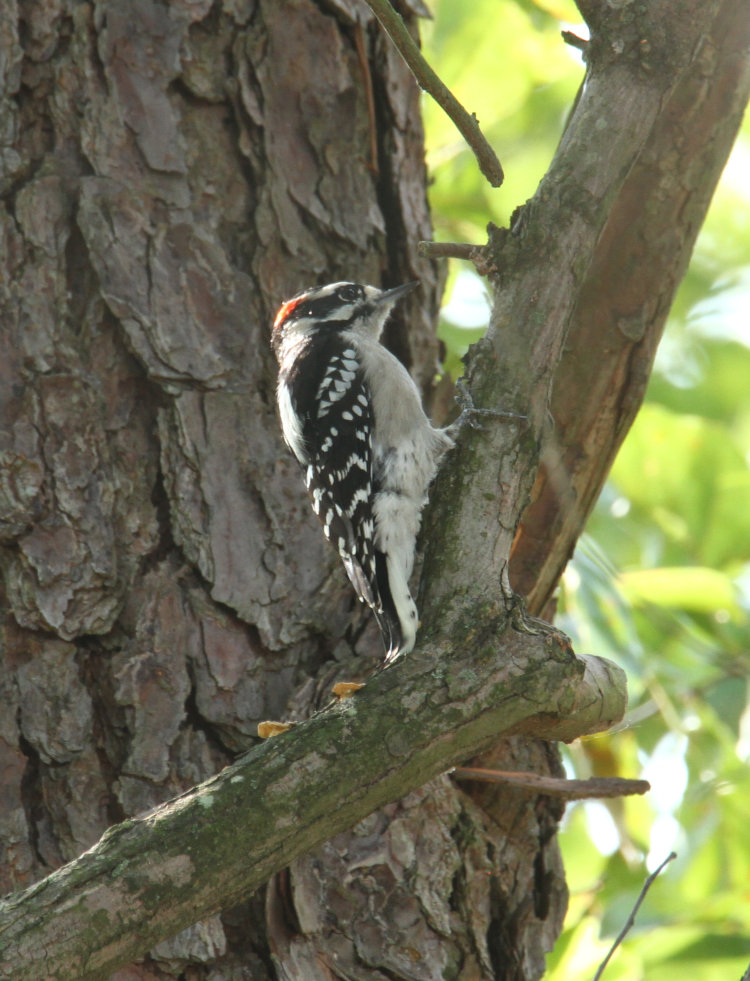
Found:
[453,767,650,800]
[363,0,504,187]
[592,852,677,981]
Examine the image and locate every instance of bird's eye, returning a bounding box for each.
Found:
[337,285,362,303]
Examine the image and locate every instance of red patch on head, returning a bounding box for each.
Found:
[273,296,305,330]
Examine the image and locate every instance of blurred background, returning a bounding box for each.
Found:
[420,1,750,977]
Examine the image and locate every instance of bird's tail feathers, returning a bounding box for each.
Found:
[374,551,405,659]
[342,551,405,659]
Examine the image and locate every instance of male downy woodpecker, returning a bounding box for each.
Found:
[272,281,454,661]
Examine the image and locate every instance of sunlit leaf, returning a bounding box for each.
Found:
[618,566,742,619]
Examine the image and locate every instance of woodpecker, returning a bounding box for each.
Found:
[271,281,454,661]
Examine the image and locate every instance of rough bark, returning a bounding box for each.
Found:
[0,0,747,979]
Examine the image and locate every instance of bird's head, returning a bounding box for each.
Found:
[271,281,418,355]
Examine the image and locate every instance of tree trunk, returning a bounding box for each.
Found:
[0,1,747,979]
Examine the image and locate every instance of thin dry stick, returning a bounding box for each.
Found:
[418,241,484,261]
[363,0,504,187]
[592,852,677,981]
[418,240,493,275]
[453,767,650,800]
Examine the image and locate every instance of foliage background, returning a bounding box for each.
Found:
[420,1,750,978]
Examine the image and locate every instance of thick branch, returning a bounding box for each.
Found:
[511,0,750,611]
[0,626,625,979]
[420,0,741,629]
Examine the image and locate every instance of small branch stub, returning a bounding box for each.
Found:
[561,30,589,53]
[418,240,492,276]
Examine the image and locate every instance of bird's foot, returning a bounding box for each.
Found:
[450,378,526,433]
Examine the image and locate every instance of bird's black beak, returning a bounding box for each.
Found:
[376,281,419,306]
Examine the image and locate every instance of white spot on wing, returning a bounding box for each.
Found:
[347,487,371,516]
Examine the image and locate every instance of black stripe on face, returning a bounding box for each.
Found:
[276,284,366,330]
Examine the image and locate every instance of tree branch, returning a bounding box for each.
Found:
[363,0,504,187]
[419,0,739,630]
[0,628,626,979]
[511,0,750,612]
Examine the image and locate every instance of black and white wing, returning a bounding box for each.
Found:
[279,334,402,655]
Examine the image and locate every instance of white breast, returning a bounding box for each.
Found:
[346,333,453,502]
